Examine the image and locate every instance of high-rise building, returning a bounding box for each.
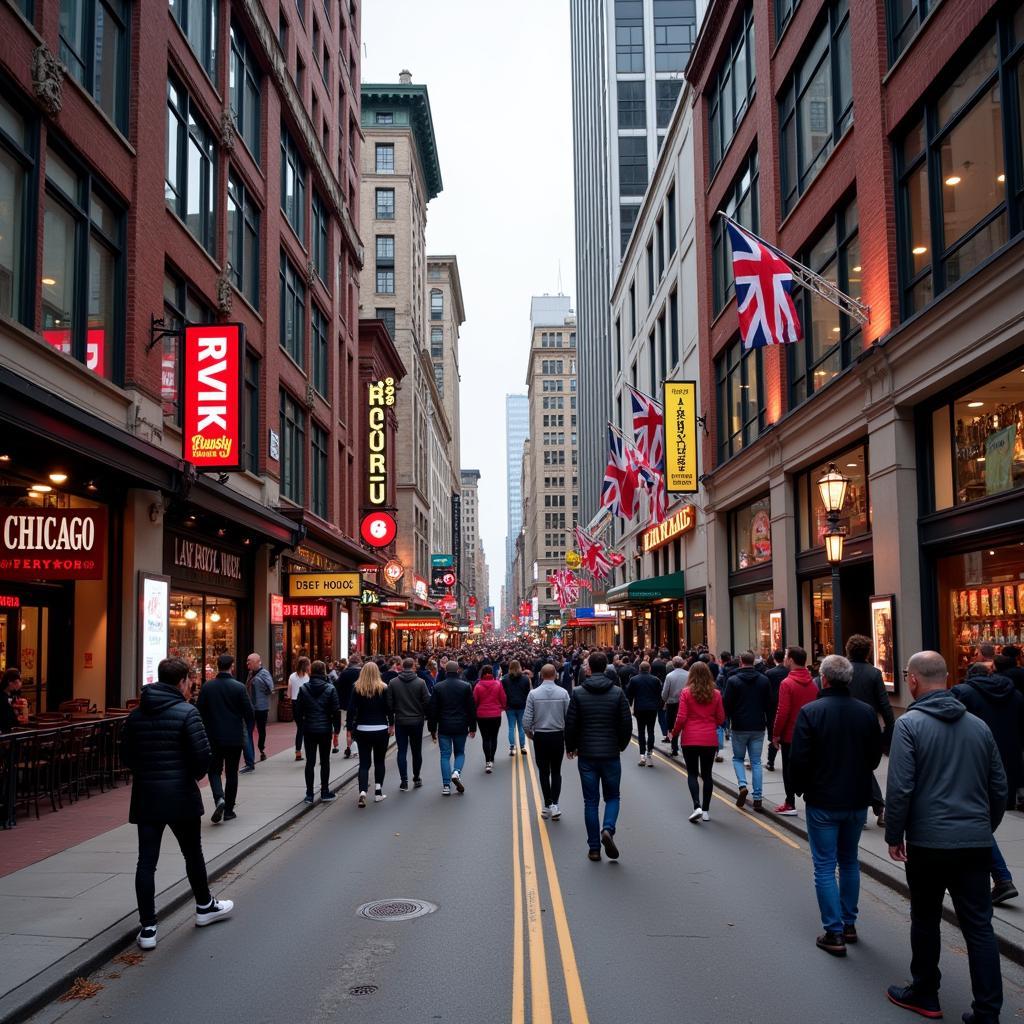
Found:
[460,469,482,617]
[571,0,703,526]
[504,394,529,609]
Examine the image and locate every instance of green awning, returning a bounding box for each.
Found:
[607,571,685,605]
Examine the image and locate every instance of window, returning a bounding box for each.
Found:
[375,187,395,219]
[618,136,648,196]
[41,147,123,383]
[311,303,328,397]
[311,422,328,519]
[621,204,640,255]
[230,23,261,161]
[244,353,259,474]
[169,0,217,78]
[669,290,679,367]
[375,111,394,124]
[376,307,395,340]
[280,390,305,503]
[59,0,129,131]
[431,326,443,359]
[730,495,772,570]
[617,81,646,129]
[227,172,259,307]
[433,363,444,395]
[708,5,755,172]
[653,0,697,72]
[716,337,765,463]
[166,78,215,253]
[667,186,677,254]
[776,0,798,39]
[711,150,758,313]
[789,198,860,406]
[376,234,395,293]
[280,128,306,240]
[646,238,655,300]
[656,80,682,130]
[615,0,644,72]
[430,288,443,320]
[887,0,933,63]
[656,214,665,278]
[779,0,852,214]
[161,268,212,423]
[0,94,35,326]
[896,20,1022,318]
[312,192,328,281]
[796,443,869,550]
[279,252,306,367]
[295,0,305,24]
[375,143,394,173]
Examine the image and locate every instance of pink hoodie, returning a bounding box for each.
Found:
[473,677,507,719]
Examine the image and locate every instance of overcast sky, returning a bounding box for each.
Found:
[362,1,577,616]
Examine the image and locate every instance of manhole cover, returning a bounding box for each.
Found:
[356,898,437,922]
[349,985,379,996]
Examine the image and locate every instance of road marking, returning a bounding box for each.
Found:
[634,739,800,849]
[521,748,592,1024]
[511,753,526,1024]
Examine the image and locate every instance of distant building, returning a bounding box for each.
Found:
[504,394,529,617]
[460,469,482,619]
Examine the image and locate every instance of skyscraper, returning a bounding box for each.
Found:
[504,394,529,611]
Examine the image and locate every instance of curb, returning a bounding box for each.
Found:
[0,753,371,1024]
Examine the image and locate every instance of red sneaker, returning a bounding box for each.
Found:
[774,803,798,816]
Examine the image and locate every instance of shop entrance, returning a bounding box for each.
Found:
[0,583,74,713]
[801,562,874,660]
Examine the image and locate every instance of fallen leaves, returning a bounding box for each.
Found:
[60,978,103,1001]
[114,952,145,967]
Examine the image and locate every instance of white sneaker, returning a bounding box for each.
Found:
[688,808,702,823]
[550,804,561,820]
[541,805,551,819]
[451,770,465,794]
[374,791,387,803]
[485,762,493,774]
[638,754,646,766]
[442,785,451,795]
[137,926,157,950]
[647,753,655,766]
[195,898,233,927]
[701,810,710,822]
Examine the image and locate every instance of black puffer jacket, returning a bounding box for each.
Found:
[502,672,531,711]
[723,667,773,732]
[295,675,341,736]
[122,682,211,824]
[564,674,632,759]
[428,676,477,737]
[627,672,664,712]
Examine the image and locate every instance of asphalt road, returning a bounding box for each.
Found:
[26,736,1024,1024]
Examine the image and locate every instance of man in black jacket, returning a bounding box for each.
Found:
[428,663,477,795]
[565,652,632,862]
[651,651,669,741]
[389,657,430,790]
[122,658,233,950]
[627,662,663,766]
[764,650,788,771]
[196,654,254,824]
[789,654,882,959]
[334,656,362,756]
[723,651,772,811]
[845,634,895,827]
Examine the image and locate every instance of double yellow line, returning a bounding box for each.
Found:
[511,749,590,1024]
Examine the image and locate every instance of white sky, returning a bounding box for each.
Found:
[362,0,577,616]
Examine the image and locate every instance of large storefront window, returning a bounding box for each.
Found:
[686,593,706,648]
[797,443,870,550]
[730,495,771,570]
[168,593,238,683]
[732,589,773,657]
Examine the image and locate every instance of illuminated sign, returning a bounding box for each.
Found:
[394,616,443,630]
[361,590,380,605]
[183,324,244,470]
[0,508,107,580]
[0,595,20,608]
[361,510,397,548]
[287,572,361,598]
[431,554,454,568]
[283,602,330,618]
[383,559,405,583]
[642,504,697,553]
[269,593,284,625]
[413,575,428,602]
[44,327,106,376]
[367,377,395,506]
[663,380,699,494]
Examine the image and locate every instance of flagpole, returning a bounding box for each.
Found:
[625,382,664,411]
[719,213,870,326]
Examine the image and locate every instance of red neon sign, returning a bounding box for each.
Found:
[282,602,330,618]
[0,595,20,609]
[182,324,244,470]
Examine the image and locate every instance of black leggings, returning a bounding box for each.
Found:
[356,730,389,792]
[635,710,657,754]
[532,730,565,806]
[304,732,332,795]
[136,818,210,926]
[478,717,501,762]
[682,745,717,811]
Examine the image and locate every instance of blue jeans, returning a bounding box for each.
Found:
[242,723,254,768]
[716,725,725,751]
[805,805,867,934]
[507,709,526,747]
[731,731,764,799]
[578,757,621,851]
[992,839,1013,884]
[438,733,467,787]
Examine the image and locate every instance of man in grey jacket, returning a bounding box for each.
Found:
[885,650,1006,1024]
[661,657,688,757]
[245,653,276,765]
[524,664,571,819]
[388,657,430,791]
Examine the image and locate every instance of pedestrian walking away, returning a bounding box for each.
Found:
[245,653,275,763]
[196,653,254,824]
[428,662,477,795]
[294,661,341,803]
[334,656,362,756]
[845,634,895,827]
[524,663,571,819]
[789,655,883,958]
[627,661,662,766]
[772,646,818,816]
[288,656,311,761]
[564,652,632,861]
[503,660,531,756]
[121,658,233,951]
[764,650,788,771]
[473,664,507,771]
[347,661,395,806]
[885,651,1007,1024]
[661,657,688,757]
[669,661,725,824]
[388,657,431,790]
[722,651,772,811]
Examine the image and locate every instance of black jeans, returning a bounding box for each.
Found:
[254,709,269,753]
[478,717,501,763]
[870,773,885,815]
[136,819,211,927]
[304,732,332,795]
[635,710,657,754]
[395,721,423,782]
[766,739,778,769]
[533,731,565,806]
[781,741,795,806]
[682,745,717,811]
[294,722,304,753]
[356,730,389,792]
[665,703,679,754]
[906,845,1001,1021]
[208,743,242,812]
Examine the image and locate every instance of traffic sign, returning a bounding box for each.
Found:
[360,511,397,548]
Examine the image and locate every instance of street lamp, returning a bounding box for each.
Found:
[818,462,850,655]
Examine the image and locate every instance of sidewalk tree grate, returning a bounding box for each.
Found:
[356,899,437,922]
[348,985,379,996]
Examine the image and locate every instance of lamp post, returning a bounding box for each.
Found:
[817,462,850,656]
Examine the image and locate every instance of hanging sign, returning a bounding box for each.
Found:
[383,559,405,584]
[361,510,397,548]
[642,504,696,553]
[367,377,396,506]
[0,507,107,580]
[663,380,699,494]
[183,324,244,470]
[288,572,361,598]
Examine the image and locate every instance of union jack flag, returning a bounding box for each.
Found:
[727,220,803,350]
[574,525,625,580]
[646,471,668,526]
[548,568,580,610]
[628,386,665,472]
[600,426,638,520]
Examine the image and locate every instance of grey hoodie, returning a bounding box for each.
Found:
[884,689,1006,849]
[523,679,570,734]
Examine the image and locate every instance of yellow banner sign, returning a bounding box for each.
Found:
[663,380,698,494]
[287,572,361,598]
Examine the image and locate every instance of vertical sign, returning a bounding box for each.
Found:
[139,572,170,686]
[451,494,462,580]
[367,377,396,506]
[662,380,699,494]
[183,324,244,470]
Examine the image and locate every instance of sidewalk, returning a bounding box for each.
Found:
[0,733,368,1024]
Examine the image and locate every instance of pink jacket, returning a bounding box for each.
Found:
[473,677,507,719]
[671,688,725,747]
[772,667,818,742]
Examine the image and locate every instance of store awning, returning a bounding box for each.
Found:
[607,571,685,605]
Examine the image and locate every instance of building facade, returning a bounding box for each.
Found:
[688,0,1024,703]
[459,468,482,621]
[504,392,529,617]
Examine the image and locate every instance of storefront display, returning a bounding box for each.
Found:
[731,496,772,569]
[168,593,238,681]
[686,594,706,648]
[797,444,870,550]
[731,590,773,657]
[870,594,897,692]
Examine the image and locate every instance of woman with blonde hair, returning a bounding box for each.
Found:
[346,661,394,807]
[669,661,725,824]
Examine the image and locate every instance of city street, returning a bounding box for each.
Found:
[24,739,1024,1024]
